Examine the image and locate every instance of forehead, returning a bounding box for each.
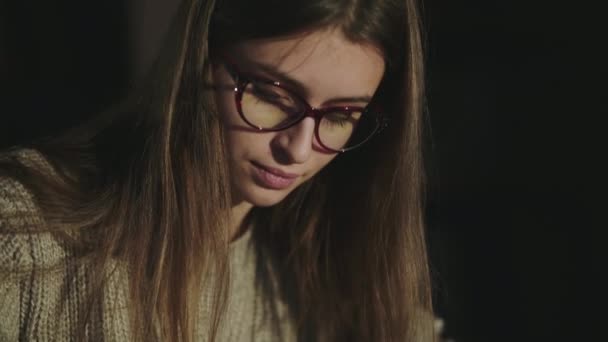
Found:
[231,28,386,104]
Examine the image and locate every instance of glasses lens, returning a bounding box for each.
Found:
[241,81,304,129]
[319,109,379,151]
[239,79,379,151]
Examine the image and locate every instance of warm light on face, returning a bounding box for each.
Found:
[213,28,385,207]
[222,57,384,153]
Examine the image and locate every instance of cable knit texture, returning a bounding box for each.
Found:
[0,148,296,341]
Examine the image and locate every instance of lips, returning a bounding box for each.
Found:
[251,161,300,190]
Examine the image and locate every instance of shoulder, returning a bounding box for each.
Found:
[0,148,69,271]
[0,147,53,232]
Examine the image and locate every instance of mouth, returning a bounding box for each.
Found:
[250,161,300,190]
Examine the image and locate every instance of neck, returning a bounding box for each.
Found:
[229,200,254,242]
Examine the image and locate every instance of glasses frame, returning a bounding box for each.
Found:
[222,57,387,153]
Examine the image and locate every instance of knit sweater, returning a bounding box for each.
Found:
[0,149,297,341]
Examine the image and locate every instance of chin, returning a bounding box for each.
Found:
[239,184,294,207]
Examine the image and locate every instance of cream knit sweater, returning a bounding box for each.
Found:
[0,149,297,341]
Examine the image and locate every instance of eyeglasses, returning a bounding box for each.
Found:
[222,58,387,153]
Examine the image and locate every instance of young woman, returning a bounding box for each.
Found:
[0,0,435,340]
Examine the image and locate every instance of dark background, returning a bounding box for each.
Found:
[1,1,589,341]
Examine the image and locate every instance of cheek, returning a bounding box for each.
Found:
[304,154,337,179]
[215,91,239,126]
[226,129,275,164]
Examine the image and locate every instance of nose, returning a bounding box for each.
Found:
[272,117,316,164]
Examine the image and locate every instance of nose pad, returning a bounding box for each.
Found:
[271,117,316,164]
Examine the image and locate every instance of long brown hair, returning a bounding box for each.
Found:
[1,0,432,340]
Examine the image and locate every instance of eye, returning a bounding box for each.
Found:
[325,111,349,124]
[246,81,303,115]
[250,82,287,102]
[324,111,362,126]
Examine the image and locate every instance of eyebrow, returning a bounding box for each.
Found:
[241,59,374,106]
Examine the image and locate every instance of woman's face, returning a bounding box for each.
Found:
[213,28,385,207]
